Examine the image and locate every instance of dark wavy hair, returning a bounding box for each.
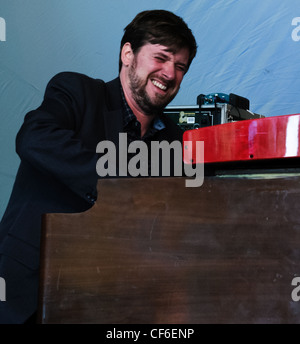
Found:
[119,10,197,73]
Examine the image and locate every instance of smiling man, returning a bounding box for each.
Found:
[0,9,197,323]
[121,42,190,136]
[120,10,196,137]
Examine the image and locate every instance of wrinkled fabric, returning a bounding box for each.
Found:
[1,0,300,217]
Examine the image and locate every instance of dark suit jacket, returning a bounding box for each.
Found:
[0,72,183,323]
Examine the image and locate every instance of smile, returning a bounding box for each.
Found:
[151,79,167,91]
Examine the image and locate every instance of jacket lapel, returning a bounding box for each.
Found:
[102,77,123,146]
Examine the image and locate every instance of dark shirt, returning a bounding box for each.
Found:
[120,86,169,176]
[120,86,165,143]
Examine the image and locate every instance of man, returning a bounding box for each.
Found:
[0,9,197,323]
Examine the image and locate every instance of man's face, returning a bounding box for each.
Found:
[128,43,189,115]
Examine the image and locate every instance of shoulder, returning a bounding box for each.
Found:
[46,71,105,91]
[42,72,112,106]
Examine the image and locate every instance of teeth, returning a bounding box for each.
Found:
[152,80,167,90]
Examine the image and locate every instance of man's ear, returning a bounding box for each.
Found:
[121,42,134,67]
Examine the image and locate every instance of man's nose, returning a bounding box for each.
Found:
[162,61,176,80]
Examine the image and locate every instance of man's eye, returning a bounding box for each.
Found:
[155,56,166,62]
[176,65,186,72]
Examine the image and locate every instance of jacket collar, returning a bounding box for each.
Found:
[103,77,123,145]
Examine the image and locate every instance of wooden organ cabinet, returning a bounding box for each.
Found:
[38,113,300,324]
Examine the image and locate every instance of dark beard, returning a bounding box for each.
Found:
[128,61,177,116]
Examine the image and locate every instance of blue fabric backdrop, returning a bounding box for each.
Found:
[1,0,300,218]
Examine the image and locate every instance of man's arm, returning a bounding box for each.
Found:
[16,72,101,204]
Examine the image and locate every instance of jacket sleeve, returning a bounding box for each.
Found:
[15,72,101,204]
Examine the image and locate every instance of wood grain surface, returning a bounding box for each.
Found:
[38,175,300,324]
